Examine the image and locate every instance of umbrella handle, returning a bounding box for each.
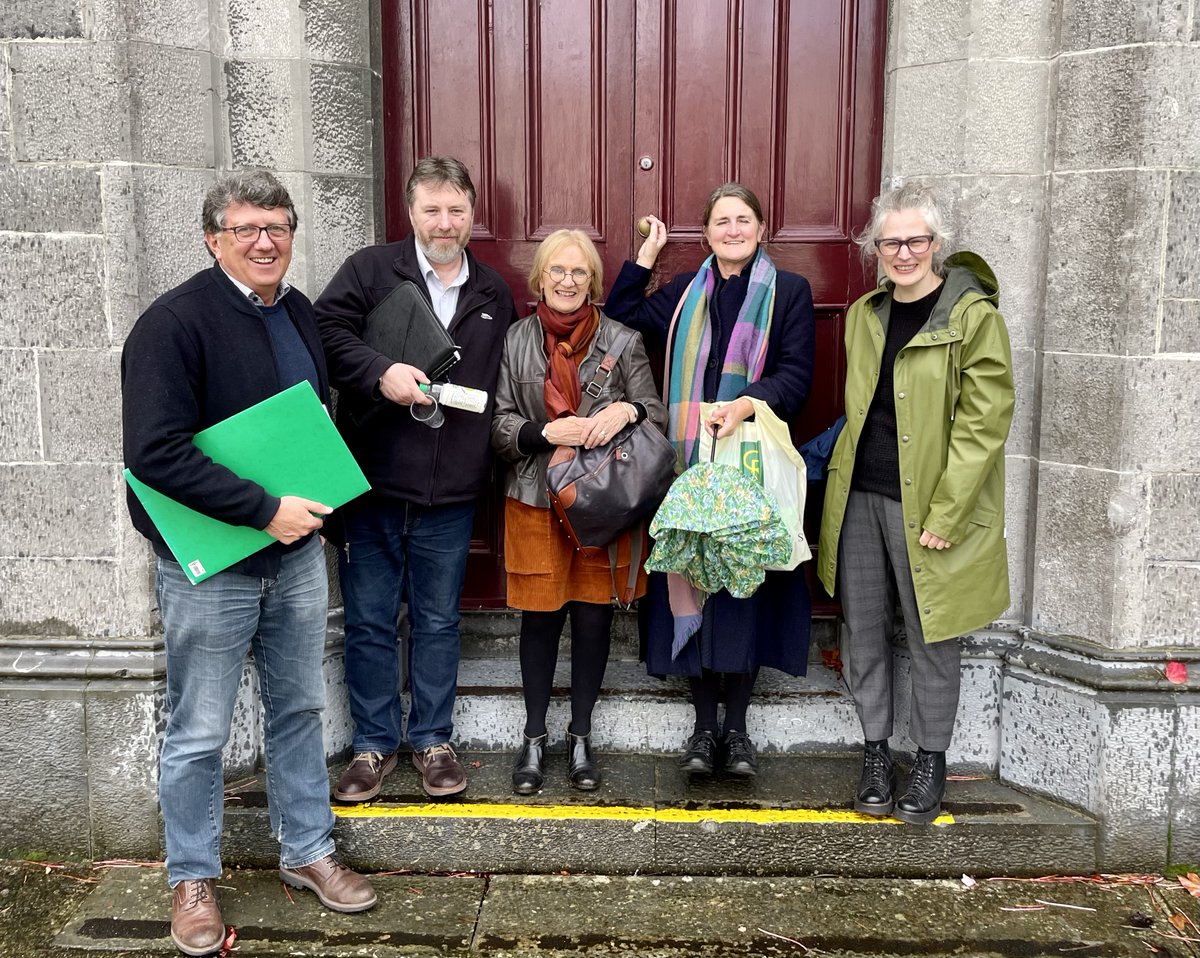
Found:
[709,422,719,462]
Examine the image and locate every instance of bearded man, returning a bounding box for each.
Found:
[317,156,516,800]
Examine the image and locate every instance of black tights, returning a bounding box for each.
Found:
[519,602,614,738]
[688,668,759,735]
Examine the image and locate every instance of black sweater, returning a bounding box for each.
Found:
[121,265,330,577]
[851,283,943,499]
[315,235,517,506]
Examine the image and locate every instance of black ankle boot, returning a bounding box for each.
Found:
[894,747,946,824]
[854,739,896,816]
[512,733,547,795]
[566,732,600,790]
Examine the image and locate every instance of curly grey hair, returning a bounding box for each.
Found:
[855,179,953,274]
[201,170,297,257]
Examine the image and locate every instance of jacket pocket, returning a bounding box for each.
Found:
[969,504,997,528]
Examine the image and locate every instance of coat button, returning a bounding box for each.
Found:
[949,330,957,337]
[901,434,910,442]
[904,478,912,485]
[914,565,922,573]
[931,333,938,340]
[908,521,916,529]
[897,391,905,399]
[923,607,931,614]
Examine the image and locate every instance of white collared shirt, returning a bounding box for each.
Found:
[219,266,291,307]
[414,244,469,329]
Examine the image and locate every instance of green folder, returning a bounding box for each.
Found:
[124,382,370,585]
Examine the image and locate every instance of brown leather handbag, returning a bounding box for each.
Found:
[546,328,675,557]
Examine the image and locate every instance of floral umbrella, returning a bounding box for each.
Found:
[646,460,792,599]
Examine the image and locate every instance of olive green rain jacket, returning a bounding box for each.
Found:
[818,251,1015,644]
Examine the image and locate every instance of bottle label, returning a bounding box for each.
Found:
[435,383,488,414]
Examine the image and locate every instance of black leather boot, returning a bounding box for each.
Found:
[566,732,600,790]
[854,739,896,816]
[894,747,946,824]
[679,730,718,776]
[511,733,547,795]
[721,730,758,778]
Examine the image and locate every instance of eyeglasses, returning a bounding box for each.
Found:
[221,224,295,244]
[545,266,590,284]
[874,235,934,257]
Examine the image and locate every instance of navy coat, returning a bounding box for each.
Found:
[605,255,816,676]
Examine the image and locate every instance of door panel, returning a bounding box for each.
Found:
[382,0,885,608]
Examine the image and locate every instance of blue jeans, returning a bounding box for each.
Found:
[339,500,474,754]
[155,537,335,885]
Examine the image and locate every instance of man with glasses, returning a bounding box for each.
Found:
[122,170,376,957]
[317,156,516,802]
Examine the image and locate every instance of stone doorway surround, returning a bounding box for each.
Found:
[1,0,1198,870]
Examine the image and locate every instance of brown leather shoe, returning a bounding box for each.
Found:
[170,879,225,956]
[279,855,377,913]
[333,750,397,802]
[411,743,467,797]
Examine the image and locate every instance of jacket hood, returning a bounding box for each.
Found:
[863,249,999,327]
[939,250,999,305]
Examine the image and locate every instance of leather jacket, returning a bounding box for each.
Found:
[490,312,667,508]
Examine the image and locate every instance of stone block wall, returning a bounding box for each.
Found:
[0,0,376,641]
[885,0,1200,652]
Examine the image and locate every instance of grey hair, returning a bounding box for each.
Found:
[201,170,297,257]
[854,179,953,274]
[405,155,477,209]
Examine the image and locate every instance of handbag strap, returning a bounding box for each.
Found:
[608,518,644,609]
[577,326,636,418]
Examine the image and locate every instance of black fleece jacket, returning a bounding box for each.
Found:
[315,235,517,506]
[121,264,330,577]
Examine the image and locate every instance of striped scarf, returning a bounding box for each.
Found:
[662,249,776,470]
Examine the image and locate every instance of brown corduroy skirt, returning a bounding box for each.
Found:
[503,497,648,611]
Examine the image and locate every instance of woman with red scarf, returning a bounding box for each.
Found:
[491,230,667,794]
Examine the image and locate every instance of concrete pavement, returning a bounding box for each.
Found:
[6,860,1196,957]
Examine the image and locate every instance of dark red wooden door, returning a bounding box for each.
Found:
[381,0,886,608]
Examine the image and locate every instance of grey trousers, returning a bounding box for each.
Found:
[838,490,961,751]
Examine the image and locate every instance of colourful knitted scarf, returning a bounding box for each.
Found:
[662,249,776,470]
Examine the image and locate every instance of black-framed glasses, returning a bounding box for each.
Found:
[221,224,295,244]
[545,266,590,283]
[874,234,933,257]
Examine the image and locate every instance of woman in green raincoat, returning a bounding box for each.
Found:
[818,181,1014,824]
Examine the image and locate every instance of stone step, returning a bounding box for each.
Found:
[222,752,1098,878]
[56,867,1157,958]
[408,630,1008,770]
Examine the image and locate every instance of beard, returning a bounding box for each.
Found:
[418,234,468,265]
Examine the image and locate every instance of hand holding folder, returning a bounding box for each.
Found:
[125,382,370,585]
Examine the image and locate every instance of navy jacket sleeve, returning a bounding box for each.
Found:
[315,254,394,398]
[604,261,694,352]
[739,271,816,419]
[121,305,279,530]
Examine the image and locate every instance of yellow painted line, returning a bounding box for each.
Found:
[333,801,954,826]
